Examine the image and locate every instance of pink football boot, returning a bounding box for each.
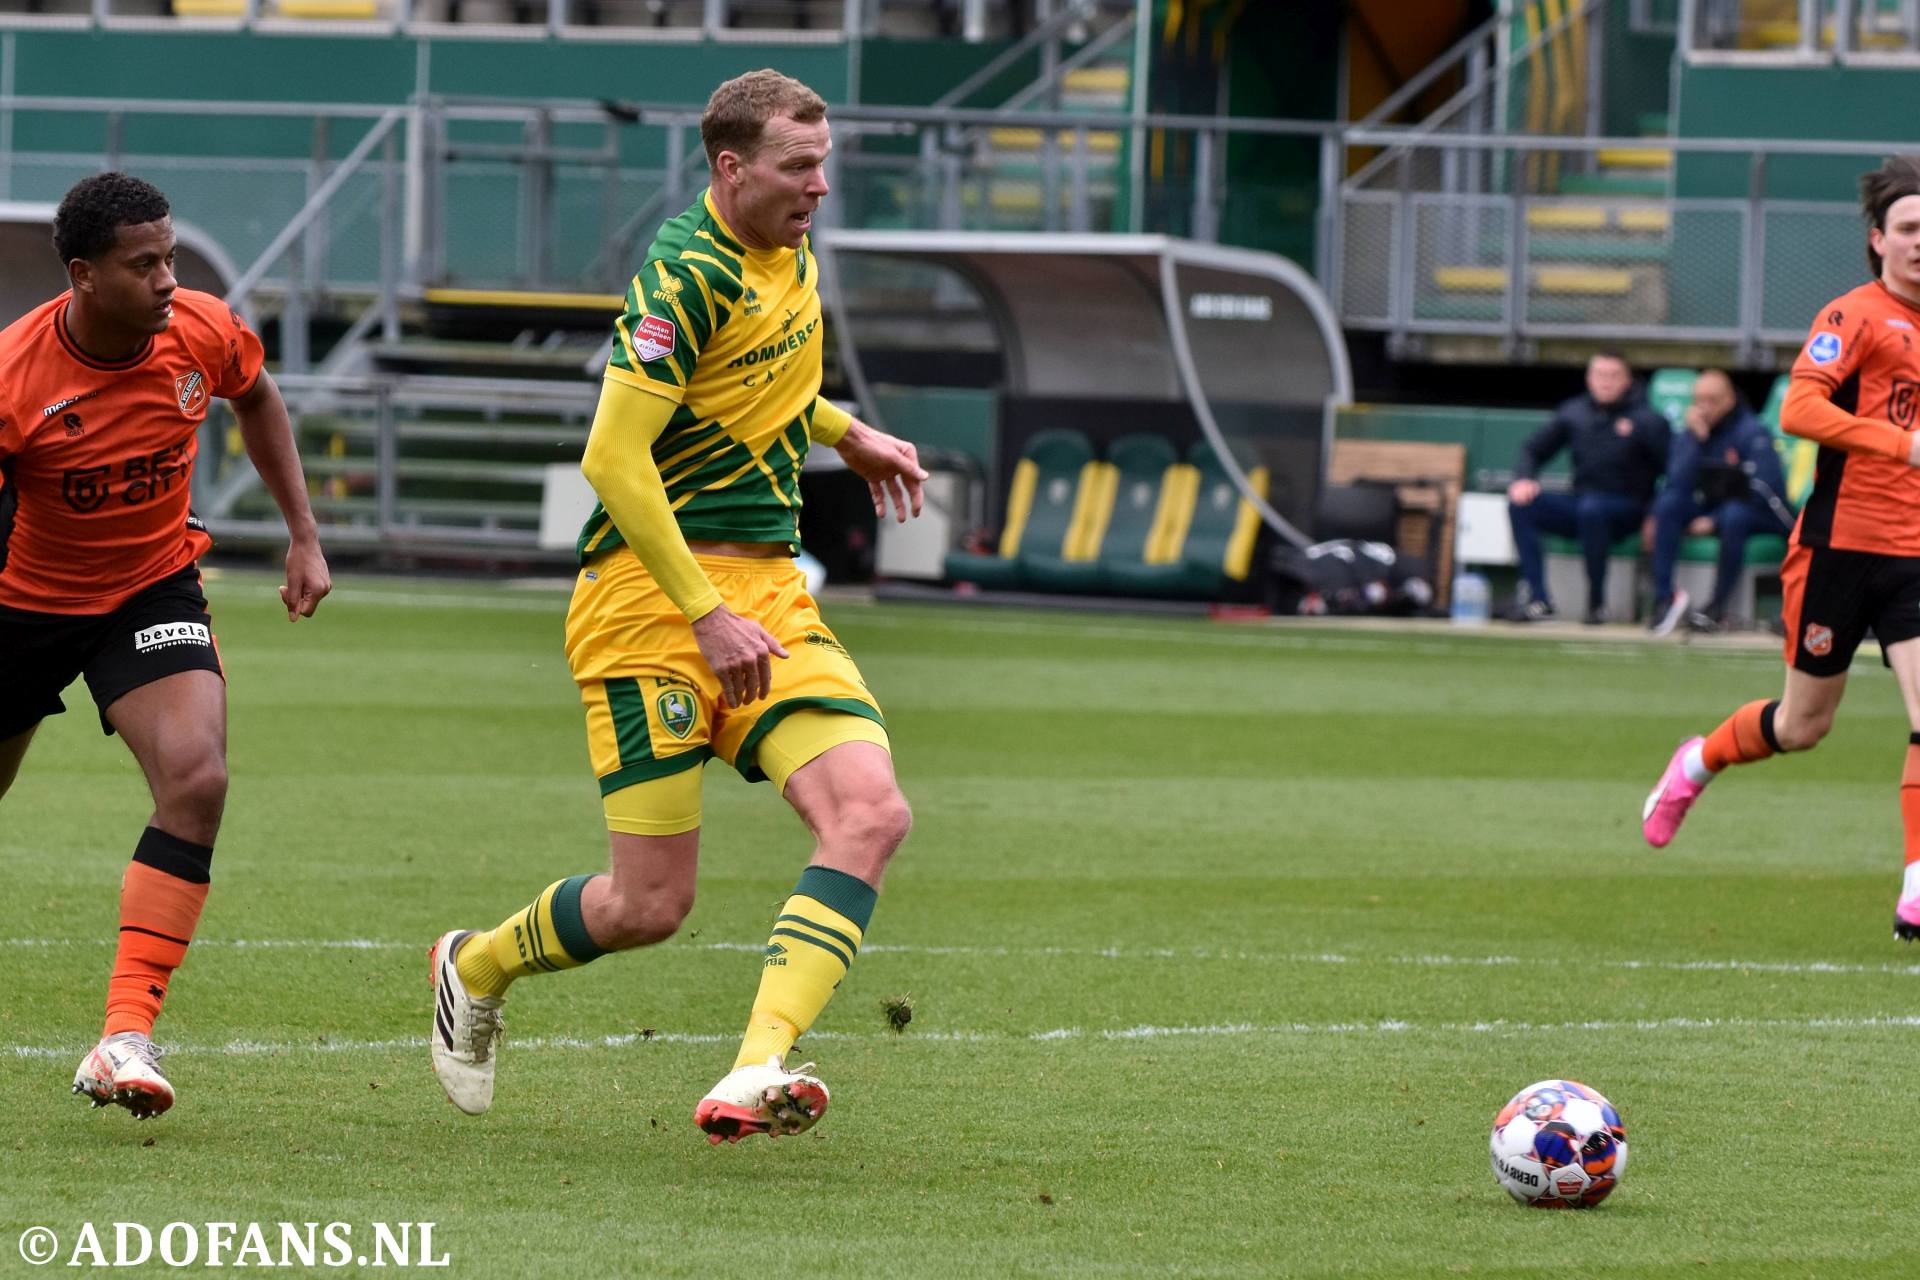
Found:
[1642,736,1706,849]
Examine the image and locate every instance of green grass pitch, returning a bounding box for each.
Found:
[2,571,1916,1277]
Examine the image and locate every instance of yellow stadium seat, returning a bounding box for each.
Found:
[1528,206,1608,231]
[1433,267,1633,295]
[1615,208,1671,233]
[986,127,1121,154]
[1596,148,1673,170]
[1535,267,1633,295]
[277,0,379,14]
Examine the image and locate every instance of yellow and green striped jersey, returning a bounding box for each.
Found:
[578,189,831,560]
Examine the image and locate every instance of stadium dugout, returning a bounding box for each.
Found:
[815,231,1352,600]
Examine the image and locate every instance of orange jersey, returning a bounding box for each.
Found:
[0,288,262,614]
[1787,280,1920,555]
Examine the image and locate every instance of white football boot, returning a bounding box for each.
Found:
[72,1031,174,1120]
[694,1056,830,1144]
[428,930,504,1115]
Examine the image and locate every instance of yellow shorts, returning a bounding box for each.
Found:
[566,550,886,827]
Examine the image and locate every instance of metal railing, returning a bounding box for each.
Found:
[0,88,1342,291]
[197,372,595,555]
[1335,128,1896,363]
[1346,0,1604,199]
[0,0,1090,41]
[1688,0,1920,60]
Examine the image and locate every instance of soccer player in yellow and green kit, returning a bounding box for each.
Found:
[426,69,927,1142]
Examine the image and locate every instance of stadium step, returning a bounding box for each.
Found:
[1412,297,1594,323]
[421,287,623,314]
[1479,234,1672,263]
[306,494,544,523]
[299,417,587,449]
[984,128,1123,164]
[300,455,553,486]
[1527,205,1607,231]
[1523,204,1670,234]
[371,337,606,377]
[1747,19,1909,50]
[1557,173,1667,198]
[1432,266,1634,295]
[275,0,380,14]
[962,183,1120,213]
[1594,147,1673,170]
[1060,64,1129,108]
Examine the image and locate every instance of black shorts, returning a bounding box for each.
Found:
[0,565,224,740]
[1780,543,1920,676]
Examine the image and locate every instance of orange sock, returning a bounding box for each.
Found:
[104,828,213,1038]
[1902,738,1920,867]
[1701,699,1782,773]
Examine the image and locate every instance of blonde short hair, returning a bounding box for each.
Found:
[700,69,827,168]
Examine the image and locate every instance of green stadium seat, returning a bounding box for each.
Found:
[1646,367,1697,430]
[1104,442,1268,599]
[1760,371,1789,430]
[1028,433,1175,594]
[944,429,1102,591]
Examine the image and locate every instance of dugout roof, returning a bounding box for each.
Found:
[815,231,1353,548]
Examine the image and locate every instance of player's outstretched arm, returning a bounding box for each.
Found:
[230,371,332,620]
[833,419,929,523]
[1779,378,1920,466]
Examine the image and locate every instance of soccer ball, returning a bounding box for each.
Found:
[1489,1079,1628,1207]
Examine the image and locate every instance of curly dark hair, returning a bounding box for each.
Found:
[1859,155,1920,277]
[52,172,171,266]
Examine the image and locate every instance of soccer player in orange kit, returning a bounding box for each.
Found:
[0,173,331,1117]
[1643,156,1920,943]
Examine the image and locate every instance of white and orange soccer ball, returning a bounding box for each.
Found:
[1489,1079,1628,1207]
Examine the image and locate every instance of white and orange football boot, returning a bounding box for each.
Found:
[72,1032,174,1120]
[694,1056,829,1144]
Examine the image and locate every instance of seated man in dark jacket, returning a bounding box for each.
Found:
[1506,350,1671,623]
[1646,369,1795,634]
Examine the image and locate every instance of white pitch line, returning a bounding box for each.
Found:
[5,936,1919,979]
[9,1014,1920,1062]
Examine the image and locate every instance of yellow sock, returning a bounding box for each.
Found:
[734,865,877,1069]
[455,874,607,999]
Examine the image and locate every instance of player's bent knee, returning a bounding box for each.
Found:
[1774,710,1832,752]
[157,753,229,824]
[597,887,694,949]
[827,789,913,860]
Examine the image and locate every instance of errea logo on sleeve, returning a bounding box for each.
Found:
[134,622,211,653]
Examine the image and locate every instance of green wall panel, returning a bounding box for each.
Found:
[1669,62,1915,327]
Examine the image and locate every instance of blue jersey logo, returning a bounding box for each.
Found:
[1807,331,1843,365]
